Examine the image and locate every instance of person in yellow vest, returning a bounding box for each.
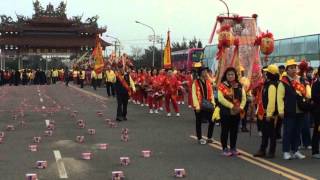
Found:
[79,68,86,88]
[254,64,279,158]
[192,66,215,145]
[72,70,78,84]
[105,66,116,97]
[218,67,246,156]
[52,68,59,84]
[277,59,311,160]
[91,69,98,90]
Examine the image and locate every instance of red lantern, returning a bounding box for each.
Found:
[218,25,234,48]
[255,31,274,61]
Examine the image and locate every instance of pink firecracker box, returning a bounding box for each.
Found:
[33,136,41,143]
[141,150,151,158]
[0,132,5,138]
[121,128,129,135]
[98,143,108,150]
[120,157,130,166]
[112,171,124,180]
[47,124,55,130]
[29,145,38,152]
[6,125,15,131]
[44,130,53,136]
[121,134,129,142]
[81,152,93,160]
[0,137,3,144]
[109,122,117,128]
[25,173,38,180]
[76,136,85,143]
[36,161,48,169]
[174,168,186,178]
[77,120,85,128]
[88,129,96,135]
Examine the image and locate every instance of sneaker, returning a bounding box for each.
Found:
[206,138,214,144]
[253,150,266,157]
[167,113,171,117]
[312,154,320,159]
[154,109,159,114]
[222,150,232,157]
[178,101,181,105]
[176,113,180,117]
[258,131,263,137]
[307,146,312,150]
[188,105,192,108]
[145,104,149,107]
[141,104,144,107]
[149,109,154,114]
[283,152,292,160]
[137,101,141,105]
[198,139,207,145]
[159,107,164,111]
[123,117,127,121]
[181,101,185,105]
[293,151,306,159]
[231,149,240,156]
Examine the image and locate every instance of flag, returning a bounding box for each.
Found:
[163,31,171,69]
[92,35,105,74]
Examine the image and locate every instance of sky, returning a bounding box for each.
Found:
[1,0,320,55]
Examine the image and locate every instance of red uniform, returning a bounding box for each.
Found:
[164,74,181,114]
[186,73,193,107]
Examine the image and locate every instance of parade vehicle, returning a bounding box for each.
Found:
[171,48,203,71]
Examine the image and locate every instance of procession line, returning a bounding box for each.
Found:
[53,150,69,179]
[69,85,108,101]
[190,135,316,180]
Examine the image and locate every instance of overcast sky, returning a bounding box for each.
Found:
[1,0,320,55]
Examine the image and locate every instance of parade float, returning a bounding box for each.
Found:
[208,13,274,89]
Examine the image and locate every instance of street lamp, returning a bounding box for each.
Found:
[105,35,121,57]
[219,0,230,17]
[135,20,155,67]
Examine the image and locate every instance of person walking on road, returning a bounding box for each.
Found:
[311,66,320,159]
[277,59,311,160]
[114,66,136,121]
[217,67,246,156]
[192,66,215,145]
[254,64,279,158]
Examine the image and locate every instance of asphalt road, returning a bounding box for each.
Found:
[0,82,319,180]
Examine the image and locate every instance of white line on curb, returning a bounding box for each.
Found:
[53,150,68,179]
[45,120,50,127]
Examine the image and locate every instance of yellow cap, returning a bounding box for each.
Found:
[263,64,279,75]
[285,59,297,68]
[193,62,202,68]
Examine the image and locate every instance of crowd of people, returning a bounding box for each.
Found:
[2,58,319,161]
[100,59,320,160]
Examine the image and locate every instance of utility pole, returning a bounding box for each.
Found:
[160,37,164,68]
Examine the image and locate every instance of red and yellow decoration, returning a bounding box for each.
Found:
[92,35,105,74]
[163,31,172,69]
[255,31,274,61]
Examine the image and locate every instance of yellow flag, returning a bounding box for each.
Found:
[163,31,171,69]
[93,35,105,74]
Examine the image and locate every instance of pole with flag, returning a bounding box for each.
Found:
[92,35,105,74]
[163,31,171,69]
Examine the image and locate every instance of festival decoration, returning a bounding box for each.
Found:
[255,31,274,61]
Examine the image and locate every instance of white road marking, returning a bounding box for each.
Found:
[40,98,43,102]
[42,106,46,110]
[53,150,68,179]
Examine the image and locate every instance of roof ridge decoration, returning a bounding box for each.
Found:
[33,0,67,18]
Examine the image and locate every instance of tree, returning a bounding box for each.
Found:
[130,46,142,61]
[188,37,198,48]
[197,40,203,48]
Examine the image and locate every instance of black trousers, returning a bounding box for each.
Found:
[106,82,115,97]
[275,117,283,139]
[91,79,97,90]
[221,115,240,150]
[312,113,320,155]
[195,110,214,140]
[117,94,129,119]
[241,102,249,129]
[260,118,277,154]
[79,79,84,88]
